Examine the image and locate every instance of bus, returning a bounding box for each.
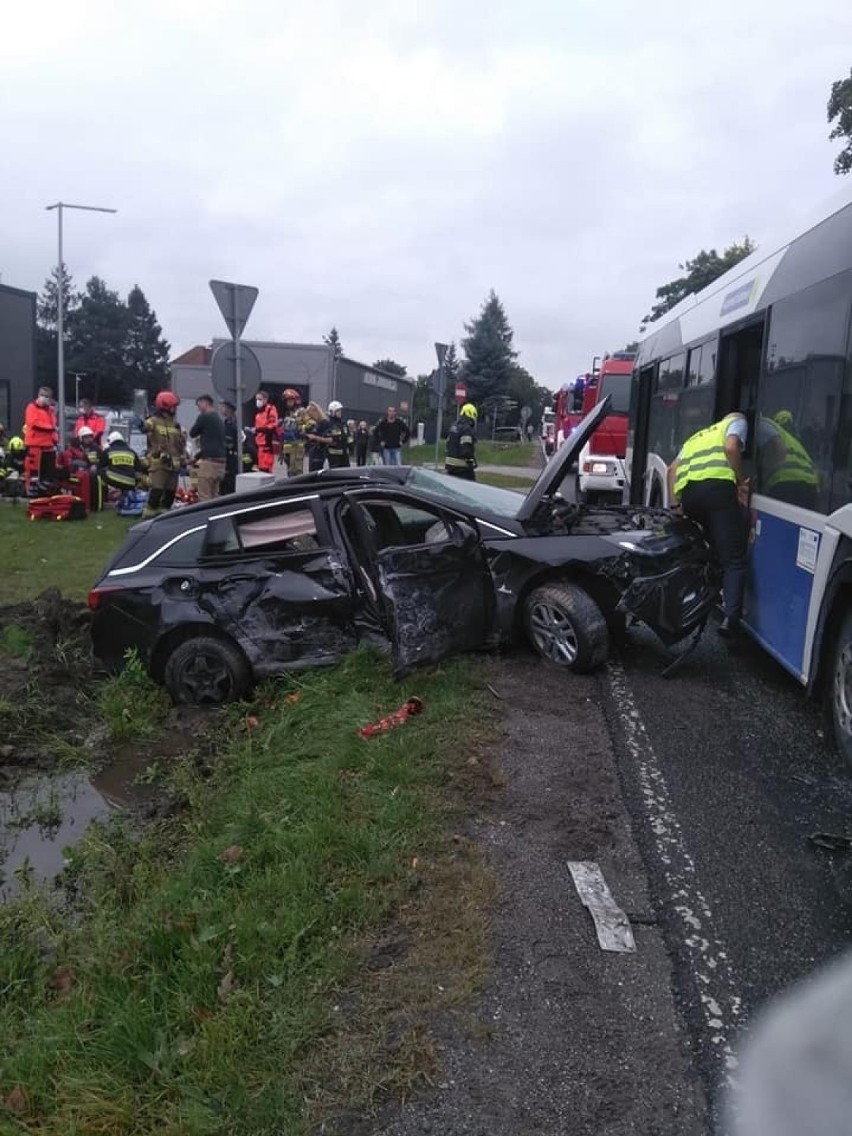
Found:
[626,180,852,761]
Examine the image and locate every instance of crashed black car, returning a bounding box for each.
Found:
[90,399,717,703]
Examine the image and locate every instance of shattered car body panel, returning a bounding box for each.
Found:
[90,402,718,700]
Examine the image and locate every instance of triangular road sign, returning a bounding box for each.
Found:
[209,280,258,340]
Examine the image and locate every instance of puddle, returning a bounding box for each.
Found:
[0,772,116,900]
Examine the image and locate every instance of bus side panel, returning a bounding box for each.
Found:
[745,504,820,679]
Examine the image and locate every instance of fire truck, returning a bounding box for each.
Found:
[552,353,636,498]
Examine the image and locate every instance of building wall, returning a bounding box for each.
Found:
[171,342,414,430]
[0,284,37,434]
[334,358,414,423]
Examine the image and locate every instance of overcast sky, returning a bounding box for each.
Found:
[2,0,851,391]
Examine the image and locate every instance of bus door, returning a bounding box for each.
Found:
[716,317,765,431]
[628,365,655,504]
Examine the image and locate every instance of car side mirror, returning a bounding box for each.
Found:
[452,520,478,547]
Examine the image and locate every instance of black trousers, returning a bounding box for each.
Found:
[444,465,476,481]
[681,479,748,619]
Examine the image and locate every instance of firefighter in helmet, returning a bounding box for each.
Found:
[445,403,478,480]
[279,388,307,477]
[142,391,183,517]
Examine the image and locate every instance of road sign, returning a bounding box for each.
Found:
[209,280,258,340]
[454,383,467,404]
[520,404,532,424]
[434,342,448,367]
[211,342,262,403]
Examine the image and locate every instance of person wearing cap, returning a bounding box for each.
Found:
[74,399,107,445]
[219,400,238,494]
[189,394,227,500]
[445,403,478,480]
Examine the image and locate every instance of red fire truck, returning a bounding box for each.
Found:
[574,352,636,503]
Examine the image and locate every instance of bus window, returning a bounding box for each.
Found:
[647,353,686,465]
[756,273,851,513]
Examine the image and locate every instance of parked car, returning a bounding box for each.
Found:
[89,399,717,703]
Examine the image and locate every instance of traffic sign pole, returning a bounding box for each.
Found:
[434,342,448,469]
[232,286,244,469]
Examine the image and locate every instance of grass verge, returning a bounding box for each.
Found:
[406,441,538,468]
[0,506,134,605]
[477,471,537,491]
[0,650,499,1135]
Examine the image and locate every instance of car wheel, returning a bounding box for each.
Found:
[830,610,852,766]
[164,635,250,705]
[524,582,610,672]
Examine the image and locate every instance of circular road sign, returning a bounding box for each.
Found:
[211,341,262,403]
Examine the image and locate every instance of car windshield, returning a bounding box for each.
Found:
[406,467,524,518]
[598,373,631,414]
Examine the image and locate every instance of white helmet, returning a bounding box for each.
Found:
[328,400,343,414]
[78,425,94,438]
[107,430,125,445]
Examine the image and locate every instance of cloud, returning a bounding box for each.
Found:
[2,0,851,389]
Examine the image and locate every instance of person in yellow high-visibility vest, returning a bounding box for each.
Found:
[667,411,750,637]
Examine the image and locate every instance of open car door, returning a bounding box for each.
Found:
[342,493,494,674]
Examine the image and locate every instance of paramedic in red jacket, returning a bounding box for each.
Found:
[74,399,107,445]
[24,386,59,489]
[253,390,279,473]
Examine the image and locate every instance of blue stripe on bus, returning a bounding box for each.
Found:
[745,508,815,680]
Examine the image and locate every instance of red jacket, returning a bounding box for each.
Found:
[254,403,279,448]
[75,411,107,443]
[24,401,58,449]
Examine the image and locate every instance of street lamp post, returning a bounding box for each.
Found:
[69,372,86,410]
[45,202,117,444]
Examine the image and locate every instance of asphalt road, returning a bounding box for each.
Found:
[604,621,852,1129]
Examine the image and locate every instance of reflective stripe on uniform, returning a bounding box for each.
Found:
[673,415,740,496]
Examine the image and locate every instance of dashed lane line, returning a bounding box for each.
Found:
[607,660,743,1094]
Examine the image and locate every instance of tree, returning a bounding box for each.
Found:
[641,238,756,328]
[323,327,343,360]
[620,341,639,354]
[506,366,552,429]
[412,375,435,425]
[372,358,407,376]
[828,68,852,175]
[36,263,79,387]
[124,285,170,399]
[66,277,130,405]
[461,290,518,405]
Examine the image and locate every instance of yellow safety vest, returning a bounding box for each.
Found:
[764,423,819,490]
[673,415,741,497]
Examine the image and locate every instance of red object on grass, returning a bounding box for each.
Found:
[358,697,424,738]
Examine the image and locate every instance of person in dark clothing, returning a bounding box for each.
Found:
[373,406,410,465]
[304,401,332,472]
[219,400,238,494]
[189,394,227,500]
[353,420,370,466]
[326,401,351,468]
[368,422,384,465]
[668,412,749,637]
[444,403,478,480]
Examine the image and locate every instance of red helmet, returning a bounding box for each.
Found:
[282,388,301,407]
[154,391,180,412]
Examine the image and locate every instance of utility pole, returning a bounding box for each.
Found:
[434,342,448,468]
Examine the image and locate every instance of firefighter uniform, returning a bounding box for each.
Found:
[100,437,141,492]
[142,408,184,517]
[445,405,478,480]
[327,416,351,469]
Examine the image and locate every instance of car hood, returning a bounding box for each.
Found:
[516,395,612,523]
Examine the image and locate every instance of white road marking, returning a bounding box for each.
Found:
[607,660,743,1085]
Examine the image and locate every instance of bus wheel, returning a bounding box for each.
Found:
[831,610,852,765]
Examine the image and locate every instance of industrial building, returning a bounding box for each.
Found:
[170,341,414,431]
[0,283,37,434]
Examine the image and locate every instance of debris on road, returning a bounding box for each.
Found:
[568,860,637,953]
[358,697,424,738]
[808,831,852,852]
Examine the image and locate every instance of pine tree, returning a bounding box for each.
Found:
[828,68,852,176]
[36,264,79,387]
[66,277,130,406]
[124,285,171,399]
[460,291,518,405]
[323,326,343,360]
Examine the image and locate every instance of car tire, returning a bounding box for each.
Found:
[164,635,250,705]
[830,609,852,766]
[524,582,610,672]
